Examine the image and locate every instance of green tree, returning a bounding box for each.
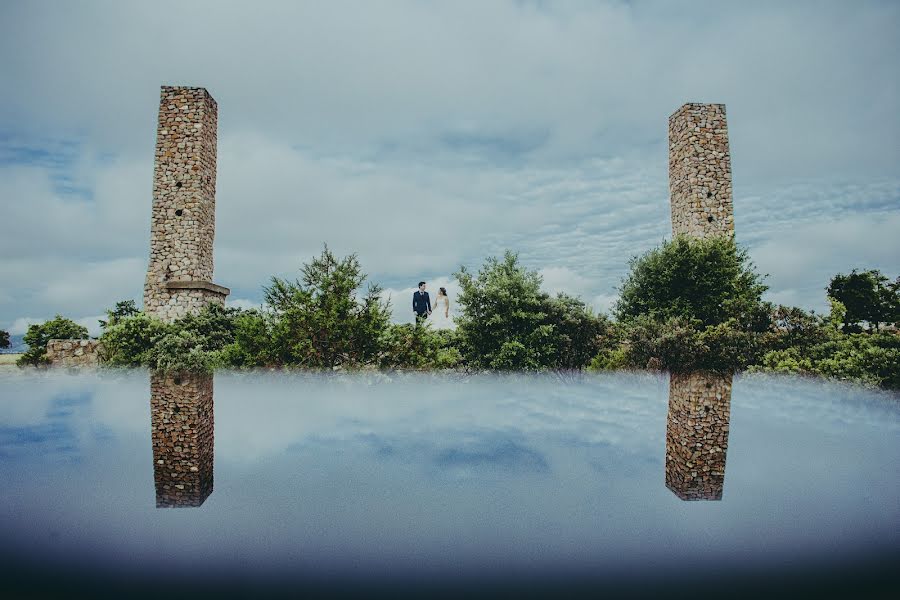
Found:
[264,244,391,368]
[765,304,832,352]
[174,303,239,352]
[218,310,274,368]
[751,332,900,389]
[827,269,898,331]
[454,251,553,370]
[619,316,762,373]
[378,322,462,370]
[98,299,140,329]
[454,251,606,370]
[545,293,610,370]
[0,330,9,349]
[99,312,172,367]
[615,235,769,329]
[17,316,89,366]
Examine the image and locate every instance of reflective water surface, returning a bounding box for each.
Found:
[0,370,897,597]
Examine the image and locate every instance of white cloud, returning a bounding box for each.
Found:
[1,1,898,328]
[75,315,105,338]
[7,317,43,336]
[752,212,900,313]
[225,298,263,311]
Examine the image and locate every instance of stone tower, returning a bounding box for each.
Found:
[664,372,732,501]
[144,86,229,322]
[151,372,214,508]
[668,103,734,238]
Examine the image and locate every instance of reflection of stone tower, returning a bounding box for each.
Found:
[665,372,732,501]
[143,86,229,322]
[668,103,734,238]
[150,373,214,508]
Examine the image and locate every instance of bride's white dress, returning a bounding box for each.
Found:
[426,297,457,330]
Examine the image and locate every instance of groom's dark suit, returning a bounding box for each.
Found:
[413,290,432,319]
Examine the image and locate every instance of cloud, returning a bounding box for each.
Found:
[1,1,898,328]
[752,211,900,312]
[225,298,263,311]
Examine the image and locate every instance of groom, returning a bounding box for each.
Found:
[413,281,432,322]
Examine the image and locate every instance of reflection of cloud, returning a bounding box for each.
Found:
[434,437,549,474]
[0,391,93,460]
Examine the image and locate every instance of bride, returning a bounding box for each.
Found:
[426,287,456,330]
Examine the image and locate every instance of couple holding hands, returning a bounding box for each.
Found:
[412,281,455,330]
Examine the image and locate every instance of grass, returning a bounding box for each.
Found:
[0,354,23,366]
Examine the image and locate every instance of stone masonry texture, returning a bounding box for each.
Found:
[151,372,214,508]
[665,372,732,501]
[144,86,229,322]
[45,339,103,367]
[668,103,734,238]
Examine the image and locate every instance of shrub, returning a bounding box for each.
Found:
[264,244,391,368]
[826,269,899,332]
[99,312,172,367]
[454,251,607,370]
[174,303,238,352]
[98,300,140,329]
[764,304,832,352]
[0,330,9,349]
[17,316,89,366]
[751,333,900,389]
[621,316,763,373]
[378,322,461,370]
[545,294,610,369]
[217,310,273,368]
[148,329,216,374]
[588,347,629,371]
[615,235,769,329]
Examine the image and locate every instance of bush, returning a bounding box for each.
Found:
[378,323,462,370]
[826,269,899,332]
[751,333,900,389]
[0,330,9,349]
[588,347,629,371]
[17,316,89,366]
[764,304,832,352]
[615,235,769,329]
[148,329,217,374]
[99,300,140,329]
[545,294,611,369]
[621,316,763,373]
[264,244,391,368]
[175,303,238,352]
[100,312,172,367]
[454,251,607,371]
[100,303,245,372]
[217,310,273,368]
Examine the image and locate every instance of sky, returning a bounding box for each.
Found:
[1,0,899,335]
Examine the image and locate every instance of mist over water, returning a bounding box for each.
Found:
[0,370,897,597]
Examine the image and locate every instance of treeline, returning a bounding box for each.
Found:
[10,240,900,388]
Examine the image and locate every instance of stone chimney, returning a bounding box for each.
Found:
[668,103,734,238]
[144,86,229,322]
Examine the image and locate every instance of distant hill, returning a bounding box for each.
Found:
[1,334,27,354]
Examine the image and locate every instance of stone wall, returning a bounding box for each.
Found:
[668,103,734,238]
[665,372,732,501]
[46,339,103,367]
[144,86,228,322]
[150,372,214,508]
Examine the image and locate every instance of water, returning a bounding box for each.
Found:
[0,370,897,598]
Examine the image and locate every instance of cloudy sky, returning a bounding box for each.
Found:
[1,0,898,335]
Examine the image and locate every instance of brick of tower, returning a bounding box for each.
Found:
[668,103,734,238]
[144,86,229,321]
[664,372,732,501]
[151,372,214,508]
